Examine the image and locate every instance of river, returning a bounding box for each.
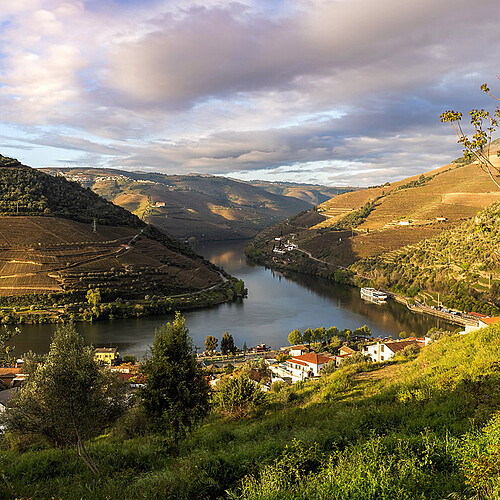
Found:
[10,240,455,357]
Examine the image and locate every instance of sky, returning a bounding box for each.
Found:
[0,0,499,186]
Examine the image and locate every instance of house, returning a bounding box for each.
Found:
[364,340,420,362]
[436,217,448,222]
[465,316,500,333]
[248,343,270,353]
[339,345,356,356]
[288,344,311,357]
[94,347,120,365]
[0,367,22,388]
[274,352,335,383]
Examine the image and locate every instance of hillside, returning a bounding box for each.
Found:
[2,323,500,498]
[42,168,313,241]
[354,200,500,314]
[0,156,236,322]
[250,160,500,266]
[245,180,354,205]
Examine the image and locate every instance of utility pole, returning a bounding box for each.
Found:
[92,219,97,233]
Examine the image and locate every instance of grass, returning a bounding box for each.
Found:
[3,325,500,498]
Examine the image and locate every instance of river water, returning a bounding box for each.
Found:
[10,240,454,357]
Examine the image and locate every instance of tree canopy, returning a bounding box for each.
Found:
[2,323,126,473]
[140,313,210,444]
[220,331,236,356]
[288,329,302,345]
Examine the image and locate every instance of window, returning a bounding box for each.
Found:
[381,345,384,352]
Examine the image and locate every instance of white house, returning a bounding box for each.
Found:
[364,340,420,362]
[273,352,334,383]
[465,316,500,334]
[288,344,311,357]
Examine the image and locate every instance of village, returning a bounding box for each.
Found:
[3,312,499,414]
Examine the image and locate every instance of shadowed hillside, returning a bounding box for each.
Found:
[41,168,315,241]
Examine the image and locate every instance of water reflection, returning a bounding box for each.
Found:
[10,239,455,357]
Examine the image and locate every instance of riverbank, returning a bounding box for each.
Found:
[245,242,478,328]
[0,279,245,325]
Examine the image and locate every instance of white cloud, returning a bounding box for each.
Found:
[0,0,499,185]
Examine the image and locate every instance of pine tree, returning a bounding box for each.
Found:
[220,331,235,356]
[140,313,209,445]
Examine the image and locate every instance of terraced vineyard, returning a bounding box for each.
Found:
[0,157,238,322]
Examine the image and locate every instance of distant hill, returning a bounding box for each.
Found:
[252,160,500,266]
[41,168,315,241]
[0,156,235,322]
[244,180,355,205]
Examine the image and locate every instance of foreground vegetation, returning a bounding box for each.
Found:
[2,322,500,498]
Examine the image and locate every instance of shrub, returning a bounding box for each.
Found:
[213,375,266,419]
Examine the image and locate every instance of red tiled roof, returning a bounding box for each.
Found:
[291,353,333,366]
[479,316,500,325]
[0,367,21,376]
[469,312,490,318]
[290,359,309,367]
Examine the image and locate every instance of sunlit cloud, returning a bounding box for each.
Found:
[0,0,499,185]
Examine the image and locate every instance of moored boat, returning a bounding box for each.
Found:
[360,287,387,302]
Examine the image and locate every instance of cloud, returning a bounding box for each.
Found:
[0,0,499,185]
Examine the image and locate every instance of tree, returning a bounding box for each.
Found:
[220,331,236,356]
[303,328,314,343]
[288,329,302,345]
[243,341,248,354]
[353,325,372,338]
[2,324,126,473]
[140,313,209,445]
[314,327,327,342]
[86,288,101,308]
[441,82,500,189]
[205,335,218,355]
[327,326,339,342]
[213,375,266,419]
[233,279,247,296]
[0,326,19,368]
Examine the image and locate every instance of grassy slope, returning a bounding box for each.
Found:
[3,324,500,498]
[41,168,313,241]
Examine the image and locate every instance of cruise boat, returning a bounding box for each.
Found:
[360,287,387,302]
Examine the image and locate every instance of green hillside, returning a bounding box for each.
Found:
[2,323,500,498]
[0,156,140,227]
[41,168,314,241]
[354,200,500,314]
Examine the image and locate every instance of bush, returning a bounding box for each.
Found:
[213,376,266,419]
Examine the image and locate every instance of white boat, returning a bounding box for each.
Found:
[360,287,387,302]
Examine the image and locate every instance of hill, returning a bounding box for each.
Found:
[0,156,237,322]
[245,180,355,205]
[247,159,500,313]
[41,168,314,241]
[354,200,500,314]
[2,322,500,498]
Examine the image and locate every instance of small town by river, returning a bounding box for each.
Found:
[10,240,456,357]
